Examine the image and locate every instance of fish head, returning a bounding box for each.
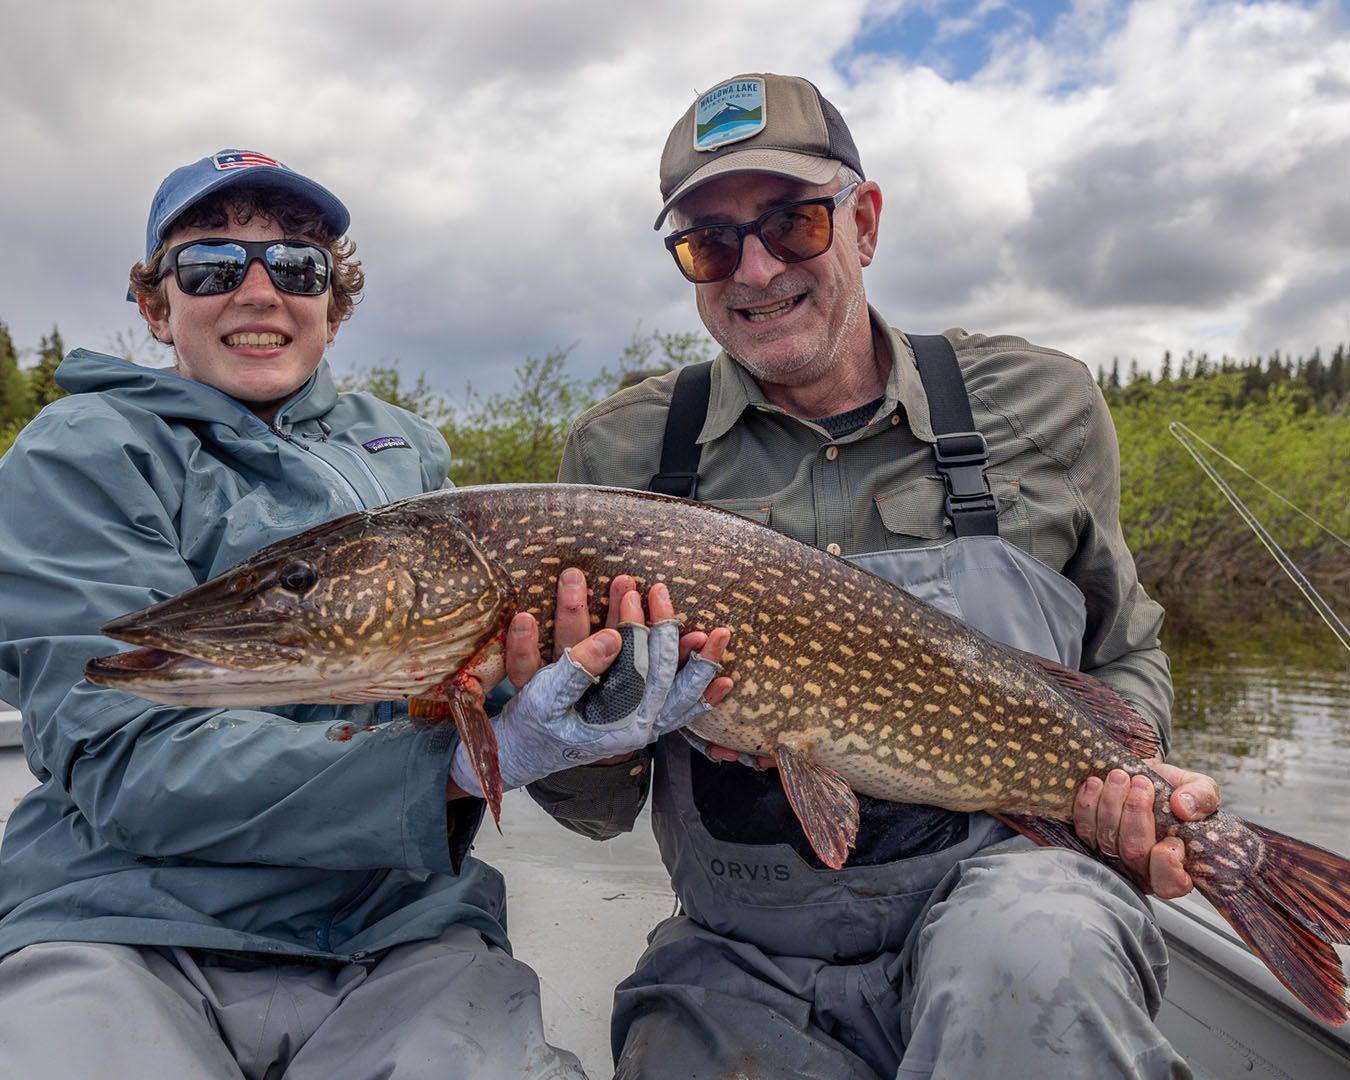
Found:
[84,499,515,706]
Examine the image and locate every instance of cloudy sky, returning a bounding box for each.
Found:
[3,0,1348,401]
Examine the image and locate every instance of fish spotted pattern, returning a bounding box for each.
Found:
[85,484,1350,1026]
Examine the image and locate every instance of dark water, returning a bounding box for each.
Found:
[1161,592,1350,856]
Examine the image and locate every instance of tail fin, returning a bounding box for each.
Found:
[1243,821,1350,944]
[1192,820,1350,1027]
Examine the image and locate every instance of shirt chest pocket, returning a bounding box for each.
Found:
[873,472,1029,550]
[702,497,772,527]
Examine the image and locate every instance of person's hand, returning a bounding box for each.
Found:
[1073,758,1221,898]
[502,569,734,765]
[451,578,731,794]
[502,566,596,686]
[503,569,731,690]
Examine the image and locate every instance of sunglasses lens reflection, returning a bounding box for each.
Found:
[675,227,739,283]
[265,244,328,295]
[762,204,832,262]
[170,242,329,297]
[673,202,835,284]
[177,246,248,296]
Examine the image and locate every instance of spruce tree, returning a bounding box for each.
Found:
[0,320,32,429]
[29,328,67,410]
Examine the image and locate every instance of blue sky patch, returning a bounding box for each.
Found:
[847,0,1074,82]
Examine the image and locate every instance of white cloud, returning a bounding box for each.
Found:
[2,0,1347,392]
[840,0,1350,368]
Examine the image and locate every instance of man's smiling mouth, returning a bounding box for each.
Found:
[740,296,802,322]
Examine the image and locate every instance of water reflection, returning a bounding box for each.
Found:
[1162,591,1349,856]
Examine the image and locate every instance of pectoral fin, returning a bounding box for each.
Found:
[411,677,504,826]
[411,634,509,826]
[449,681,503,828]
[773,743,859,870]
[408,690,455,722]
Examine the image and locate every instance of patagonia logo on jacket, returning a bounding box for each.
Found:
[362,436,411,454]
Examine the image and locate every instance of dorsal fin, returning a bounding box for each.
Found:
[1017,649,1162,760]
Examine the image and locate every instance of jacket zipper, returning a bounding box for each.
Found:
[109,358,379,512]
[267,421,366,510]
[274,397,398,955]
[325,440,393,505]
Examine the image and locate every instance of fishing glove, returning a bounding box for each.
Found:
[449,619,720,794]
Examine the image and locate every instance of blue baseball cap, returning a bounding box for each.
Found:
[142,149,350,262]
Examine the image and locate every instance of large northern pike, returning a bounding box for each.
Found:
[84,484,1350,1025]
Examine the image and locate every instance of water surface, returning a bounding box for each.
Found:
[1162,590,1349,856]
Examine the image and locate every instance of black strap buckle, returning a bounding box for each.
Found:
[649,472,700,499]
[933,431,997,520]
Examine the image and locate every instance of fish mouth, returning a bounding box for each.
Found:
[83,645,338,706]
[84,645,287,682]
[87,647,191,675]
[100,610,310,670]
[84,646,239,689]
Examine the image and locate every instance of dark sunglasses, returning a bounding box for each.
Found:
[157,238,332,297]
[664,182,860,284]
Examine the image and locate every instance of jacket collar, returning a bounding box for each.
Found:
[55,350,336,432]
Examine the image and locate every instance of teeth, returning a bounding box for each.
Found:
[225,332,287,347]
[743,298,798,321]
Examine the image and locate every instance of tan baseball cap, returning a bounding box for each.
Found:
[655,73,864,229]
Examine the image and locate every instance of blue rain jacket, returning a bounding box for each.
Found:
[0,350,507,961]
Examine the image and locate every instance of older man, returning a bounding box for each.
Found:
[534,73,1219,1079]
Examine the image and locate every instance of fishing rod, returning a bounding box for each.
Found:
[1167,421,1349,653]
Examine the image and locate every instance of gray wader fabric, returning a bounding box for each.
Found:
[0,926,587,1080]
[614,536,1190,1080]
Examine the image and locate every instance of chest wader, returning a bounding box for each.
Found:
[646,336,1088,961]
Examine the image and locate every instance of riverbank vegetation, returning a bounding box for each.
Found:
[2,320,1344,626]
[1097,351,1346,611]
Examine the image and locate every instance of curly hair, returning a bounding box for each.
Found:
[129,187,364,324]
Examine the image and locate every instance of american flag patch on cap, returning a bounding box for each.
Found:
[212,151,284,171]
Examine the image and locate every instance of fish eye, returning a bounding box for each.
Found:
[279,561,318,594]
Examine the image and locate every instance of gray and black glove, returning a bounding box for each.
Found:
[450,620,719,795]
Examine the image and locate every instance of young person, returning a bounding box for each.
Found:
[0,149,723,1078]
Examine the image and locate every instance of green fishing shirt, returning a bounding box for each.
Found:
[532,310,1172,833]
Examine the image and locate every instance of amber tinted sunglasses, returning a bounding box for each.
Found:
[664,182,859,284]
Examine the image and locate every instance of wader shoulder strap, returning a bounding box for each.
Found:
[907,333,999,537]
[649,361,713,498]
[648,344,999,536]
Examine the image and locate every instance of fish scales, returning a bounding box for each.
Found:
[452,485,1121,818]
[84,483,1350,1026]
